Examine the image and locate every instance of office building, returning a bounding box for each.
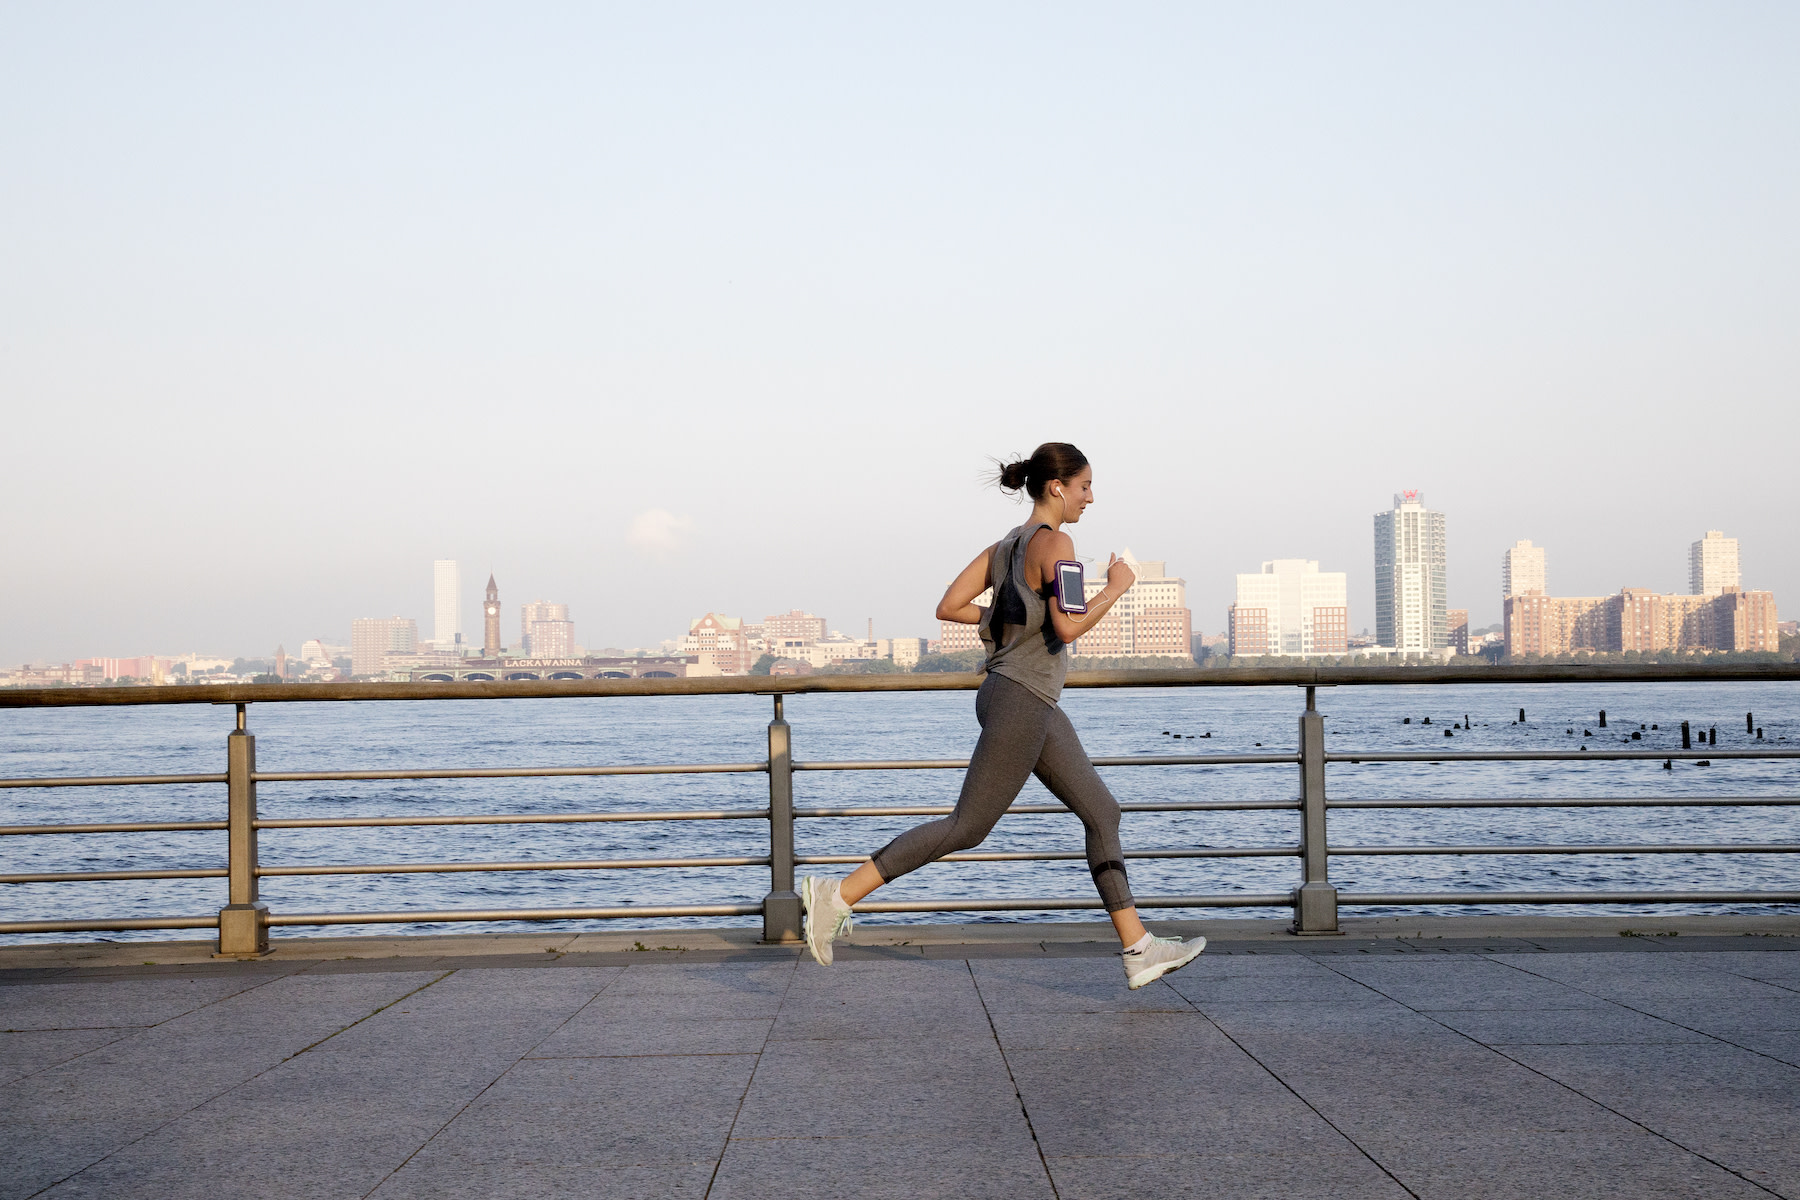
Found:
[351,617,418,677]
[1690,531,1741,597]
[879,637,929,668]
[520,601,574,657]
[764,610,828,644]
[1448,609,1469,655]
[1227,560,1349,658]
[1502,541,1546,599]
[683,613,756,676]
[1374,491,1448,652]
[432,560,462,651]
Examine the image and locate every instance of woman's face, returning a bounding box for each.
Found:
[1052,467,1094,523]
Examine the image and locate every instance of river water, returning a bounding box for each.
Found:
[2,681,1796,943]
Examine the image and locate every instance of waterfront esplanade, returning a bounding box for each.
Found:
[410,655,691,682]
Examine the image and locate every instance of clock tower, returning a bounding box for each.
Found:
[482,574,503,657]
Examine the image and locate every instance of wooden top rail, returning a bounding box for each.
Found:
[2,662,1797,708]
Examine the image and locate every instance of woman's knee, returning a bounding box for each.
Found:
[940,817,997,854]
[1083,795,1122,834]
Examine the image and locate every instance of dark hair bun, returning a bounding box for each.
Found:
[990,443,1089,502]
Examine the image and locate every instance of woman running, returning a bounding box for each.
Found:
[798,442,1208,989]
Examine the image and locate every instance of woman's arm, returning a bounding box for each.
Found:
[1030,530,1136,644]
[935,545,997,624]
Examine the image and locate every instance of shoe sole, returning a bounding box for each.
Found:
[1125,937,1207,990]
[800,878,833,967]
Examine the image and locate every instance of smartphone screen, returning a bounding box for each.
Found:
[1056,561,1087,613]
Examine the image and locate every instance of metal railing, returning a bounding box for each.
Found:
[2,663,1797,954]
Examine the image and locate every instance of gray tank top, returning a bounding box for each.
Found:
[979,522,1068,706]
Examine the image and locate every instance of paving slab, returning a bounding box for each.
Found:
[1352,1127,1773,1200]
[711,1133,1055,1200]
[1500,1042,1800,1195]
[0,1028,132,1085]
[1423,1004,1718,1046]
[1042,1149,1410,1200]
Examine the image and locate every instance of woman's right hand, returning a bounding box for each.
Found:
[1105,553,1136,594]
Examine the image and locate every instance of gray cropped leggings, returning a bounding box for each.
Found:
[871,672,1135,912]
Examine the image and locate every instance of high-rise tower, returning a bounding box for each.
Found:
[1373,491,1448,652]
[1502,540,1546,600]
[432,560,462,651]
[482,574,503,656]
[1688,531,1740,597]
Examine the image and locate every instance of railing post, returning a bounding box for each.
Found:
[216,703,269,957]
[1292,684,1340,935]
[762,694,801,943]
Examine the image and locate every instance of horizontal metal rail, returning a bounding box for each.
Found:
[797,846,1298,865]
[1339,890,1800,906]
[1,819,228,836]
[1333,749,1800,762]
[0,914,221,934]
[255,808,770,830]
[0,773,227,790]
[852,893,1296,913]
[1327,843,1800,857]
[253,762,767,782]
[265,903,762,926]
[263,894,1299,925]
[0,867,227,884]
[255,855,771,876]
[4,660,1797,708]
[246,845,1301,878]
[1328,796,1800,809]
[795,752,1299,771]
[795,799,1301,818]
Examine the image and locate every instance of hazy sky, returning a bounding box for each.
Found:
[3,3,1795,662]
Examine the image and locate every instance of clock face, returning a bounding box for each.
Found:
[486,604,498,616]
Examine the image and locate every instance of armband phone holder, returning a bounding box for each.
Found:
[1054,560,1087,614]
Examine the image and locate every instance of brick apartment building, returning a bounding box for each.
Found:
[1504,587,1779,656]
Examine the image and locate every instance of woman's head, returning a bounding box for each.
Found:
[995,442,1093,519]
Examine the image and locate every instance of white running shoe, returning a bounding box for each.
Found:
[800,876,854,966]
[1122,934,1207,990]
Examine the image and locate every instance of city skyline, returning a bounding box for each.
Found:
[8,518,1781,670]
[3,8,1797,664]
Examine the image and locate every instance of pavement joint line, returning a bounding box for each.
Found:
[7,957,309,1093]
[966,957,1065,1200]
[1177,962,1424,1200]
[702,953,800,1200]
[1328,955,1787,1199]
[286,969,453,1062]
[1482,950,1800,1088]
[358,966,626,1199]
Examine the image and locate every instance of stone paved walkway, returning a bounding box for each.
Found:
[2,931,1797,1198]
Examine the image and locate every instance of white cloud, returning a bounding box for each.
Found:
[627,509,695,559]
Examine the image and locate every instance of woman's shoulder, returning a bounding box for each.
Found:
[1026,526,1075,557]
